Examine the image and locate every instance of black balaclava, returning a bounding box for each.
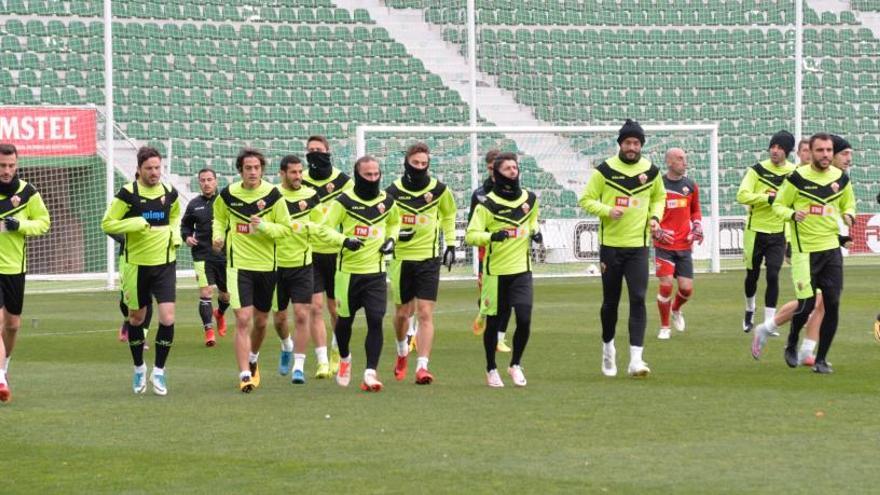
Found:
[402,157,430,191]
[306,151,333,181]
[492,164,521,200]
[0,175,21,197]
[354,165,381,200]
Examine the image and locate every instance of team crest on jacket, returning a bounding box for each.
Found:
[10,195,20,207]
[257,199,266,210]
[298,200,307,211]
[377,202,386,214]
[521,202,530,214]
[682,186,690,195]
[424,191,433,203]
[831,182,839,193]
[326,182,335,193]
[638,173,648,184]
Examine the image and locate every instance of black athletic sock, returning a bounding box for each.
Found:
[128,323,145,366]
[335,316,354,358]
[155,323,174,369]
[218,299,230,315]
[199,297,213,329]
[364,312,384,370]
[788,297,816,348]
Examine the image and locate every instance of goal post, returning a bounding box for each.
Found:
[356,124,721,277]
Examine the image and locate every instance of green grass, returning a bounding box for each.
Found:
[5,267,880,493]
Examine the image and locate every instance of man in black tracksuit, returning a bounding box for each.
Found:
[181,168,230,346]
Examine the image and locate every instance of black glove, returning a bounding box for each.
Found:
[785,242,792,259]
[398,229,414,242]
[838,235,853,247]
[442,246,455,271]
[767,193,775,205]
[379,238,395,255]
[3,217,19,232]
[342,237,363,251]
[490,230,509,242]
[530,231,543,244]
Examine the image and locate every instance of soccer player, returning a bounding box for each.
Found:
[771,133,854,373]
[0,143,51,403]
[272,155,324,383]
[736,131,796,333]
[466,152,540,388]
[302,136,353,374]
[102,146,180,396]
[468,149,512,352]
[181,168,229,347]
[386,142,456,384]
[317,156,400,392]
[796,138,811,166]
[212,148,291,392]
[654,148,702,340]
[579,119,665,377]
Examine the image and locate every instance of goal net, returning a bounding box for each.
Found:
[357,124,721,279]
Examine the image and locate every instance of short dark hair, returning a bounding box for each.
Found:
[136,146,161,167]
[279,154,302,172]
[798,138,810,150]
[235,147,266,172]
[306,135,330,151]
[405,142,430,161]
[493,152,518,169]
[354,155,378,175]
[197,168,216,178]
[809,133,833,150]
[0,143,17,157]
[484,149,500,165]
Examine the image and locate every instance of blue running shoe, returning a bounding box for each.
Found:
[132,368,147,394]
[279,350,292,376]
[292,369,305,384]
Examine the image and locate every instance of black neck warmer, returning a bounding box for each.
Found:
[402,158,430,191]
[0,175,21,196]
[354,170,381,200]
[306,152,333,181]
[492,167,521,200]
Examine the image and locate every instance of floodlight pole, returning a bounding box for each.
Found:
[104,0,115,289]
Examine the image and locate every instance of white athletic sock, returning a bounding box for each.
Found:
[281,337,293,352]
[239,370,252,380]
[152,367,164,376]
[293,353,306,372]
[331,334,338,349]
[248,352,259,364]
[630,345,644,363]
[396,339,408,357]
[603,340,615,355]
[745,296,756,312]
[0,369,6,385]
[416,357,429,371]
[407,317,417,336]
[135,363,147,374]
[765,317,778,332]
[498,331,506,342]
[800,338,817,353]
[315,346,328,364]
[364,368,376,380]
[764,307,776,322]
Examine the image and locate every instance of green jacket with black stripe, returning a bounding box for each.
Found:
[578,155,666,248]
[465,190,539,276]
[772,165,856,254]
[102,181,181,267]
[385,177,457,262]
[276,184,322,268]
[302,168,354,255]
[0,179,50,274]
[211,180,291,272]
[316,190,401,274]
[736,158,796,234]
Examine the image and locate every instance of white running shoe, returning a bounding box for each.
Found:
[486,369,504,388]
[658,327,671,340]
[132,368,147,394]
[627,360,651,377]
[336,360,351,387]
[751,323,768,360]
[671,311,686,332]
[507,365,527,387]
[150,370,167,396]
[602,344,617,377]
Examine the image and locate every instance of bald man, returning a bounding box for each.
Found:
[654,148,702,339]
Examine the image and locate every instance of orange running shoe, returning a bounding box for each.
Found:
[213,309,227,337]
[0,382,11,403]
[393,355,408,381]
[204,329,216,347]
[336,360,351,387]
[360,370,383,392]
[415,368,434,385]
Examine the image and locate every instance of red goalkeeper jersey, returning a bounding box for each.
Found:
[655,175,702,251]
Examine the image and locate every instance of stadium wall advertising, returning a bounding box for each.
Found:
[0,107,97,156]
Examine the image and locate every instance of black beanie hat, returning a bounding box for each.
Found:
[768,130,795,155]
[617,119,645,145]
[831,134,852,155]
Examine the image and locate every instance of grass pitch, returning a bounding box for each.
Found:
[4,266,880,493]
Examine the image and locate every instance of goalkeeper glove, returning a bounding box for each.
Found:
[838,235,853,248]
[442,246,455,271]
[342,238,363,251]
[691,221,704,244]
[3,217,19,231]
[490,230,509,242]
[379,238,395,255]
[653,228,674,244]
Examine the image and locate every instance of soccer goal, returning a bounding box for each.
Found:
[356,124,721,278]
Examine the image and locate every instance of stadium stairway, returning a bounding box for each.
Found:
[341,0,589,191]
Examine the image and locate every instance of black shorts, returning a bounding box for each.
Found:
[335,272,387,318]
[195,259,228,293]
[744,230,786,271]
[230,268,277,313]
[275,265,314,311]
[389,258,441,304]
[480,271,533,316]
[0,273,26,315]
[654,247,694,279]
[122,262,176,310]
[312,252,338,299]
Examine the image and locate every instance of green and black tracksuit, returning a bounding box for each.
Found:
[303,167,353,299]
[0,177,50,315]
[579,155,666,346]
